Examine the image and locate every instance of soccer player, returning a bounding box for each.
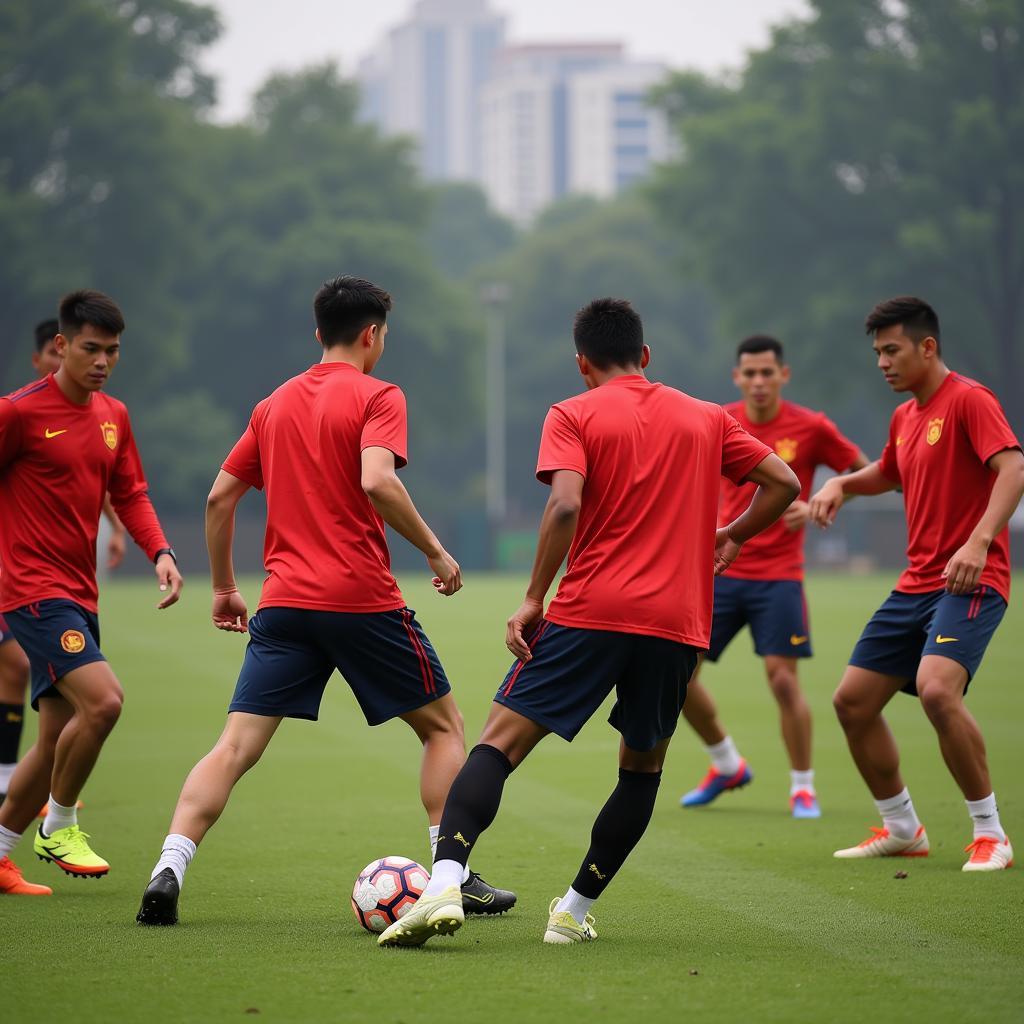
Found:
[810,296,1023,872]
[0,289,182,896]
[678,336,867,817]
[377,298,799,948]
[136,276,515,926]
[0,320,127,811]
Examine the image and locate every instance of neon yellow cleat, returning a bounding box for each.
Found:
[377,886,464,947]
[34,825,109,878]
[543,897,597,944]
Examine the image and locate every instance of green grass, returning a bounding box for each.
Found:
[4,573,1022,1024]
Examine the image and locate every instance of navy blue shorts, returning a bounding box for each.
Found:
[0,613,13,646]
[229,606,451,724]
[849,587,1006,694]
[706,577,812,662]
[494,620,700,752]
[4,600,105,710]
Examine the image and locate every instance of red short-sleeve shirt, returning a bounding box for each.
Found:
[222,362,408,613]
[537,376,771,648]
[878,372,1019,602]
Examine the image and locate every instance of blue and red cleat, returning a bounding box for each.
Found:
[790,789,821,819]
[680,760,753,807]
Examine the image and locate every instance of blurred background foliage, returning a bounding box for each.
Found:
[2,0,1021,543]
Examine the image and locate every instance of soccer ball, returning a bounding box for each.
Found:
[351,856,430,933]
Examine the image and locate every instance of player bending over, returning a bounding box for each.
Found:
[810,296,1023,872]
[136,276,514,925]
[679,335,866,817]
[0,290,182,896]
[377,297,799,948]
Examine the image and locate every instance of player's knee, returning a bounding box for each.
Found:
[0,645,30,686]
[832,686,864,730]
[85,692,123,733]
[917,679,960,726]
[767,667,800,705]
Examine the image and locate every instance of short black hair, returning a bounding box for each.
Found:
[865,296,941,354]
[58,289,125,339]
[34,318,59,352]
[573,297,644,371]
[313,276,392,347]
[736,334,784,363]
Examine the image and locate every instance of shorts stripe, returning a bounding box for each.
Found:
[400,609,435,695]
[968,586,987,621]
[503,621,550,697]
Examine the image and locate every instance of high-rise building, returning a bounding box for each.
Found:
[357,0,505,181]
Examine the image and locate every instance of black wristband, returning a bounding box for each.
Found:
[154,547,177,564]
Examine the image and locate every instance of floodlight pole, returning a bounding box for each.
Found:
[481,283,510,525]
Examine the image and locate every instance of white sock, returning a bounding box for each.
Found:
[555,886,595,926]
[790,769,815,796]
[0,823,22,858]
[0,763,15,792]
[423,858,464,897]
[874,787,921,840]
[428,824,440,862]
[706,736,742,776]
[42,796,77,836]
[151,833,197,889]
[966,793,1005,841]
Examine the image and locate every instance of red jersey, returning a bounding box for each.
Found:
[720,400,861,581]
[878,372,1019,603]
[223,362,408,613]
[0,375,169,613]
[536,376,771,648]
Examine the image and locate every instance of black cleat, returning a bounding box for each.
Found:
[461,871,516,916]
[136,868,180,926]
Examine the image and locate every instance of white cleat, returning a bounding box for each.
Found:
[962,835,1013,872]
[833,824,929,859]
[377,886,464,947]
[543,897,597,944]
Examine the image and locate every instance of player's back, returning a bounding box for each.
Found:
[541,376,768,648]
[225,362,407,613]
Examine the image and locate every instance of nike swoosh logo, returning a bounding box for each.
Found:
[44,428,67,439]
[462,892,494,904]
[935,635,958,644]
[790,635,808,645]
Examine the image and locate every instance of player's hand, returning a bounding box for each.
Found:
[809,479,844,528]
[155,554,183,609]
[107,528,126,570]
[428,549,462,596]
[713,528,742,576]
[507,598,544,661]
[212,586,248,632]
[942,539,988,595]
[782,500,809,532]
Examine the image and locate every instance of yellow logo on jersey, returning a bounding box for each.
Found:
[44,428,68,439]
[775,438,799,463]
[60,630,86,654]
[926,418,943,446]
[895,436,905,446]
[100,421,118,450]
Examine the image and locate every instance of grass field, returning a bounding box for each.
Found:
[4,572,1022,1024]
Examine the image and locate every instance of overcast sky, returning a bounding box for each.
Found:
[202,0,811,121]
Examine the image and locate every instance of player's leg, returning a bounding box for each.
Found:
[762,656,817,816]
[400,693,466,825]
[679,579,752,807]
[0,626,30,801]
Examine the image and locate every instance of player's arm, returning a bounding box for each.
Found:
[808,460,897,528]
[717,454,800,575]
[507,469,584,661]
[782,450,870,532]
[942,447,1024,595]
[360,446,461,596]
[101,493,127,569]
[206,469,251,631]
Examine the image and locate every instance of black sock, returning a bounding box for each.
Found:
[570,768,662,899]
[434,744,513,868]
[0,702,25,767]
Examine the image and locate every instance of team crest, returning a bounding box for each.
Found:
[775,437,799,463]
[100,421,118,450]
[926,418,943,446]
[60,630,86,654]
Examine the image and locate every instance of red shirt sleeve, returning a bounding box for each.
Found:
[361,386,408,469]
[815,414,861,472]
[0,399,24,470]
[959,386,1021,466]
[223,421,264,490]
[536,404,587,484]
[108,411,170,561]
[878,412,901,482]
[721,412,773,484]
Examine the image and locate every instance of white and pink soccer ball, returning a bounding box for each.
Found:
[351,857,430,933]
